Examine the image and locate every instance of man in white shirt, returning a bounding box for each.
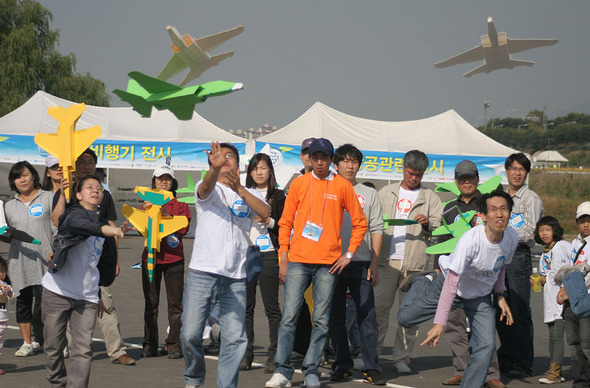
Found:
[180,142,269,388]
[397,191,518,388]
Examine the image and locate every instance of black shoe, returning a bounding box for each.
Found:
[363,370,386,385]
[168,351,183,359]
[142,349,158,358]
[204,343,220,355]
[505,366,531,378]
[330,369,352,381]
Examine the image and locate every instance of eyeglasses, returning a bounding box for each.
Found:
[487,206,509,214]
[508,166,527,173]
[225,153,237,159]
[81,186,104,192]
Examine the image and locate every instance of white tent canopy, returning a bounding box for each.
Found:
[0,90,243,143]
[532,150,569,168]
[257,102,516,157]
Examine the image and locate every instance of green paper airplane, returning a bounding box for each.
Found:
[383,215,419,229]
[437,175,503,208]
[177,170,207,203]
[113,71,243,120]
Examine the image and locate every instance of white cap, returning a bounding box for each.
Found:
[576,201,590,219]
[153,165,175,179]
[45,155,59,168]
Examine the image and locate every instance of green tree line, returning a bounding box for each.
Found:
[479,111,590,168]
[0,0,109,117]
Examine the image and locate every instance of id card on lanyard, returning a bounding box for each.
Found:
[301,173,328,242]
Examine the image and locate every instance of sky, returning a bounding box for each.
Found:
[38,0,590,131]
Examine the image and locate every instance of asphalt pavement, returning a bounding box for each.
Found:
[0,235,566,388]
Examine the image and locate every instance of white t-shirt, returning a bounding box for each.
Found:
[389,187,419,260]
[570,235,590,291]
[189,181,265,279]
[539,240,571,323]
[42,236,104,304]
[439,224,518,299]
[249,188,274,253]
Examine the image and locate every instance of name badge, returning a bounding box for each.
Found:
[302,221,323,242]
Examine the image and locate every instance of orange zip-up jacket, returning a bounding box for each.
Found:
[278,172,367,265]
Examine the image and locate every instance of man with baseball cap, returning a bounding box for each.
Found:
[435,160,504,387]
[266,138,367,388]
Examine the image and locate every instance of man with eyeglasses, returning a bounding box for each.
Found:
[496,153,543,378]
[52,148,136,366]
[396,191,518,388]
[434,161,504,388]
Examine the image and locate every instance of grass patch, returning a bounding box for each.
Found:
[529,170,590,237]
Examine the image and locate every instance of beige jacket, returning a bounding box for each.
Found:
[378,182,442,271]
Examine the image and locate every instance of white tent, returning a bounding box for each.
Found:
[255,102,517,183]
[0,90,242,142]
[0,91,244,170]
[532,150,568,168]
[257,102,516,156]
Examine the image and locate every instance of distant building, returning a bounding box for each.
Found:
[532,150,569,168]
[227,123,278,139]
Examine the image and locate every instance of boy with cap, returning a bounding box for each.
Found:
[435,161,504,387]
[555,201,590,386]
[266,138,367,388]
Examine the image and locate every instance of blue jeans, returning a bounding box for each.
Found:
[275,262,337,379]
[329,261,380,373]
[564,271,590,319]
[397,274,496,388]
[180,270,247,388]
[496,247,533,373]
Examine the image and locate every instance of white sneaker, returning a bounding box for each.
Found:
[15,342,35,357]
[32,341,41,352]
[63,346,70,359]
[304,374,321,388]
[266,372,292,388]
[393,361,412,374]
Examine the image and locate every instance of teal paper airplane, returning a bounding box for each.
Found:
[383,215,419,229]
[113,71,243,120]
[0,225,41,245]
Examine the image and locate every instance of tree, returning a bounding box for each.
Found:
[0,0,109,117]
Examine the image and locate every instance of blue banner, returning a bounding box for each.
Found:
[256,141,507,183]
[0,134,245,170]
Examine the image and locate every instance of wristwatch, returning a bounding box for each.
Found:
[345,251,353,260]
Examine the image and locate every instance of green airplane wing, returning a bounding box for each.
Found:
[177,196,195,203]
[382,214,419,229]
[113,86,153,118]
[177,172,196,193]
[477,175,503,194]
[426,237,459,255]
[128,71,182,94]
[196,81,243,99]
[435,181,460,196]
[169,104,198,120]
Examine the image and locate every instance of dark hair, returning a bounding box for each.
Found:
[403,150,429,172]
[504,152,531,172]
[8,161,41,193]
[75,175,102,193]
[151,175,179,197]
[0,256,10,285]
[362,181,376,189]
[534,216,564,245]
[245,153,276,201]
[42,167,53,191]
[77,148,98,164]
[207,143,240,167]
[334,144,363,165]
[479,190,514,214]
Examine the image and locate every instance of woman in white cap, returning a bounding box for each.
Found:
[42,155,63,194]
[141,165,191,359]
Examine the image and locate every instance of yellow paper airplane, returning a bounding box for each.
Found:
[121,186,188,282]
[34,103,101,199]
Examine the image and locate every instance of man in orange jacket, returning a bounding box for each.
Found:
[266,138,367,388]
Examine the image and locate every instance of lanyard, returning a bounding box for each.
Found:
[308,172,329,227]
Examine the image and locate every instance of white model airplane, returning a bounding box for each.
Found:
[157,25,244,86]
[435,17,558,78]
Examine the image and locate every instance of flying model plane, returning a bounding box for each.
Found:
[113,71,243,120]
[435,17,558,77]
[158,25,244,86]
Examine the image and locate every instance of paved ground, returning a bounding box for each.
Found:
[0,234,569,388]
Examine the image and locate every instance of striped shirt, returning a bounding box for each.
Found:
[507,185,543,248]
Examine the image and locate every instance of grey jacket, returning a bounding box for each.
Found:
[378,181,442,271]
